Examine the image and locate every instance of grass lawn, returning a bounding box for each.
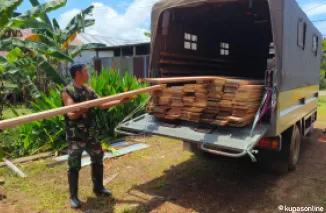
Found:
[317,97,326,127]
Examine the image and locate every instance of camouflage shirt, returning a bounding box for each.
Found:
[61,83,99,141]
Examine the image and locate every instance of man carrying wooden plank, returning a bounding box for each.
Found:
[61,64,133,209]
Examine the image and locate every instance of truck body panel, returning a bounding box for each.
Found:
[116,0,322,165]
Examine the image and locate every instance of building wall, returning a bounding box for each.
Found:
[100,55,149,78]
[69,49,114,67]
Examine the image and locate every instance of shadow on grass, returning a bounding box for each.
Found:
[119,129,326,213]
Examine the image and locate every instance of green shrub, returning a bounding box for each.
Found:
[1,69,148,157]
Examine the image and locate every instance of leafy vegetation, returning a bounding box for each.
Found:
[0,69,148,158]
[0,0,69,100]
[320,39,326,90]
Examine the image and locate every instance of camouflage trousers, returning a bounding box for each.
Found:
[67,139,103,171]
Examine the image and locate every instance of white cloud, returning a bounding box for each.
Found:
[58,0,159,43]
[302,2,326,17]
[58,8,81,29]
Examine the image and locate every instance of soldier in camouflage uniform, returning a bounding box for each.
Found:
[61,64,132,208]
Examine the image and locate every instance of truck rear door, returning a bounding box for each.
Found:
[116,113,268,161]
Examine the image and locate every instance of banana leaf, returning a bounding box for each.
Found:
[65,5,94,31]
[64,19,95,43]
[20,19,48,29]
[0,56,40,98]
[31,28,55,39]
[0,0,22,28]
[8,0,66,28]
[34,55,66,85]
[29,0,53,30]
[25,34,57,47]
[7,47,23,63]
[52,18,61,35]
[0,38,73,62]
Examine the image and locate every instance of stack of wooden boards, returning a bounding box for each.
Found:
[146,78,264,127]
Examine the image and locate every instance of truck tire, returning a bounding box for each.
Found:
[257,125,302,173]
[288,125,302,171]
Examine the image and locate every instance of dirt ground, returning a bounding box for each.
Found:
[1,126,326,213]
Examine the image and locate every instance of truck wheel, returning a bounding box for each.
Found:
[288,125,301,171]
[257,125,301,173]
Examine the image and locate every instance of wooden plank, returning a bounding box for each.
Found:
[226,79,264,86]
[0,152,53,168]
[0,85,166,130]
[211,120,228,126]
[4,159,27,178]
[144,77,224,84]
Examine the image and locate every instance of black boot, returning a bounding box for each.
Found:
[68,169,81,208]
[91,163,112,197]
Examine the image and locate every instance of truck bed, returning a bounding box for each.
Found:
[116,113,268,160]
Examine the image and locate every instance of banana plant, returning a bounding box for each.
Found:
[0,0,67,36]
[0,48,40,98]
[26,3,106,60]
[0,0,70,89]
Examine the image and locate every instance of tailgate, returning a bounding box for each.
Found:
[116,113,268,161]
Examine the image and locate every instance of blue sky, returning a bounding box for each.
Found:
[16,0,326,41]
[17,0,135,21]
[17,0,158,42]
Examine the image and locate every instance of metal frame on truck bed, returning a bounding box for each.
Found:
[116,0,322,173]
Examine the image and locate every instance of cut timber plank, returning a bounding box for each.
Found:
[158,98,172,106]
[46,142,128,167]
[144,77,224,84]
[153,106,169,113]
[207,100,220,107]
[226,79,264,86]
[195,93,208,99]
[204,107,220,114]
[183,107,205,113]
[0,151,53,168]
[171,100,183,107]
[229,114,255,122]
[0,85,166,130]
[81,143,149,167]
[192,99,207,108]
[184,84,196,93]
[222,93,235,100]
[201,113,217,119]
[4,159,27,178]
[211,120,228,126]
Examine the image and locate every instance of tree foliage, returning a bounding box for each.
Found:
[320,39,326,90]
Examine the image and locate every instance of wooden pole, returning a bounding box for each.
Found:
[144,77,264,85]
[4,159,27,178]
[0,85,166,130]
